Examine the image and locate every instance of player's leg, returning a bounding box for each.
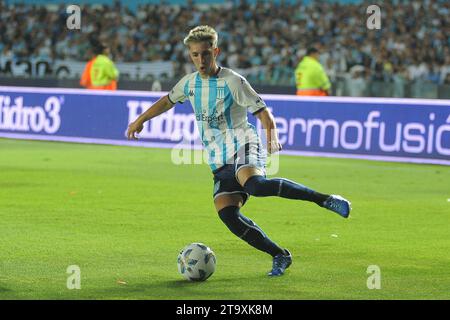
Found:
[236,166,329,205]
[214,193,287,258]
[235,142,329,206]
[236,166,351,218]
[215,193,291,276]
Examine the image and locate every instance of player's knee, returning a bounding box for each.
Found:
[243,175,267,196]
[218,206,240,224]
[217,206,247,237]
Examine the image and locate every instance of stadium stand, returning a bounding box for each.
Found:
[0,0,449,98]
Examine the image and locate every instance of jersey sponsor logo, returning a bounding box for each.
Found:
[196,109,225,129]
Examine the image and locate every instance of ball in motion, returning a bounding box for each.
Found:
[177,243,216,281]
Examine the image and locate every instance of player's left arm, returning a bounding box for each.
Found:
[255,108,282,154]
[230,75,282,154]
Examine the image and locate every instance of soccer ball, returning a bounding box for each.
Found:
[177,243,216,281]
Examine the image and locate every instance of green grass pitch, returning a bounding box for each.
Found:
[0,138,449,300]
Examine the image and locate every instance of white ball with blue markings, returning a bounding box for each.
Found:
[177,243,216,281]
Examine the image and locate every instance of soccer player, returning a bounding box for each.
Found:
[127,26,351,277]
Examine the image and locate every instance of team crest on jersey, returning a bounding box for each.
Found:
[216,87,225,100]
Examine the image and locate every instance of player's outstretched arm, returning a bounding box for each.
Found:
[255,108,282,154]
[127,95,174,140]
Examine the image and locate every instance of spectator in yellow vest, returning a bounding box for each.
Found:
[295,47,331,96]
[80,41,119,90]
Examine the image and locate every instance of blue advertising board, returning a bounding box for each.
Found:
[0,86,449,165]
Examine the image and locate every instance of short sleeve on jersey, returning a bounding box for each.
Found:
[230,76,266,115]
[168,75,188,104]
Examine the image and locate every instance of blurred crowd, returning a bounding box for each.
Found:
[1,0,449,91]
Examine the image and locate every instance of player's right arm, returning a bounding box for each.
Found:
[127,74,189,140]
[127,95,174,140]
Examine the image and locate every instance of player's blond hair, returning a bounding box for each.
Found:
[183,25,218,48]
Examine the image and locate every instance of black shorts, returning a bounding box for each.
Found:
[212,143,266,205]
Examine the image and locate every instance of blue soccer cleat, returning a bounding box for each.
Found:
[323,195,351,218]
[268,249,292,277]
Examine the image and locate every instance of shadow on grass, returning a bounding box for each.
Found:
[90,275,271,299]
[0,286,17,300]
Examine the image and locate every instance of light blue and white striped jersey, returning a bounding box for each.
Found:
[168,67,267,172]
